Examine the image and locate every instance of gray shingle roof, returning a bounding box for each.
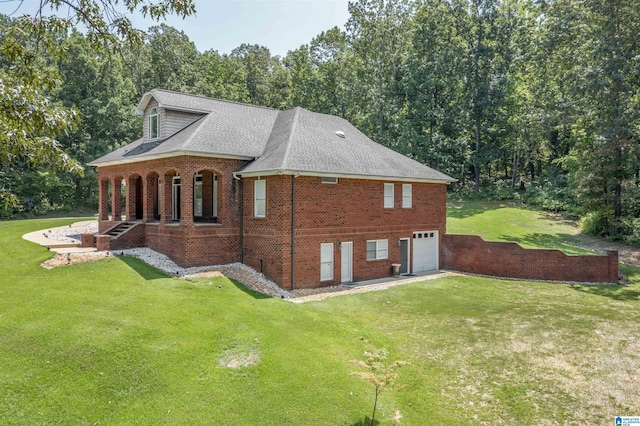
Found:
[91,90,455,183]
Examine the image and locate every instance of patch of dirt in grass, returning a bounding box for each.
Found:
[570,233,640,267]
[437,316,640,424]
[41,252,113,269]
[182,270,224,279]
[218,347,260,369]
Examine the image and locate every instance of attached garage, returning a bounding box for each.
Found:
[412,231,439,272]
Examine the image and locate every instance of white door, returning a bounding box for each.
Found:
[412,231,438,272]
[341,242,353,283]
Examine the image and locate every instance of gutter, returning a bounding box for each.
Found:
[291,174,296,291]
[233,172,244,263]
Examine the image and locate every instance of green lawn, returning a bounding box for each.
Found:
[1,209,639,424]
[447,200,592,254]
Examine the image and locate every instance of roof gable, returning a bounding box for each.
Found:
[238,107,455,183]
[92,90,455,183]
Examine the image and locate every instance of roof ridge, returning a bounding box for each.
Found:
[152,88,279,112]
[280,107,301,169]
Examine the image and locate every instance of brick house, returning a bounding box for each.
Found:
[90,89,455,289]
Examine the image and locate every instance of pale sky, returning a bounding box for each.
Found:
[1,0,351,57]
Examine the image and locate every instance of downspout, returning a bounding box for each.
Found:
[291,174,297,291]
[233,172,243,263]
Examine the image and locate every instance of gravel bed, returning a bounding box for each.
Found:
[46,222,98,243]
[116,248,291,299]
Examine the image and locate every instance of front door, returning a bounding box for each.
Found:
[341,242,353,283]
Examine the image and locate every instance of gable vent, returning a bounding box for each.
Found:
[335,130,346,138]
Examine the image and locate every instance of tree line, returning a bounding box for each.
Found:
[1,0,639,244]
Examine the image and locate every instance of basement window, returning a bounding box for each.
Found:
[321,177,338,184]
[366,239,388,260]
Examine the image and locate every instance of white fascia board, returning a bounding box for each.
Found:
[236,169,457,184]
[135,92,153,115]
[88,151,254,167]
[135,93,210,115]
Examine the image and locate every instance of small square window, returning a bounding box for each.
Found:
[366,239,388,260]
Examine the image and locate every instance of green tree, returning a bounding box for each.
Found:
[0,0,195,206]
[399,0,469,178]
[346,0,414,145]
[56,32,140,207]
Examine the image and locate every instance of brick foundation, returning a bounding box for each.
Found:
[441,234,618,283]
[81,233,95,248]
[96,235,111,251]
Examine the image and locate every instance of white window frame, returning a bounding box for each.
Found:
[321,176,338,184]
[384,183,394,208]
[194,174,203,217]
[212,174,218,217]
[366,239,388,261]
[149,107,159,139]
[320,243,334,281]
[402,184,412,208]
[254,179,266,218]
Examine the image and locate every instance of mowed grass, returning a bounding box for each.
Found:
[1,209,639,425]
[447,200,591,254]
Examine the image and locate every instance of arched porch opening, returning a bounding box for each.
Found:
[163,170,180,222]
[127,174,143,221]
[193,169,221,223]
[112,176,124,221]
[145,172,161,221]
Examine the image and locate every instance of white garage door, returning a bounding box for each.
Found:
[412,231,439,272]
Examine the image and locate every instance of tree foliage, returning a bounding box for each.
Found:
[2,0,639,243]
[0,0,194,208]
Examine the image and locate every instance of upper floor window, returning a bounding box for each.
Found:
[254,179,266,218]
[402,184,412,208]
[384,183,394,208]
[149,107,159,139]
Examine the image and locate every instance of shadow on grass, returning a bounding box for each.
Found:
[570,284,640,302]
[118,256,169,280]
[498,233,592,255]
[350,416,380,426]
[446,201,504,219]
[227,277,272,300]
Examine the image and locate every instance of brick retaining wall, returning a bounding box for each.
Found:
[441,234,618,283]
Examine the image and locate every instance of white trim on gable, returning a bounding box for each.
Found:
[237,169,456,184]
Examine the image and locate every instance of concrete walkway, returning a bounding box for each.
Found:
[22,220,98,254]
[290,270,460,303]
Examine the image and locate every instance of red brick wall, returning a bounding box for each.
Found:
[241,175,447,289]
[242,175,293,288]
[97,159,449,288]
[441,234,618,283]
[97,156,247,267]
[293,177,446,289]
[111,223,146,251]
